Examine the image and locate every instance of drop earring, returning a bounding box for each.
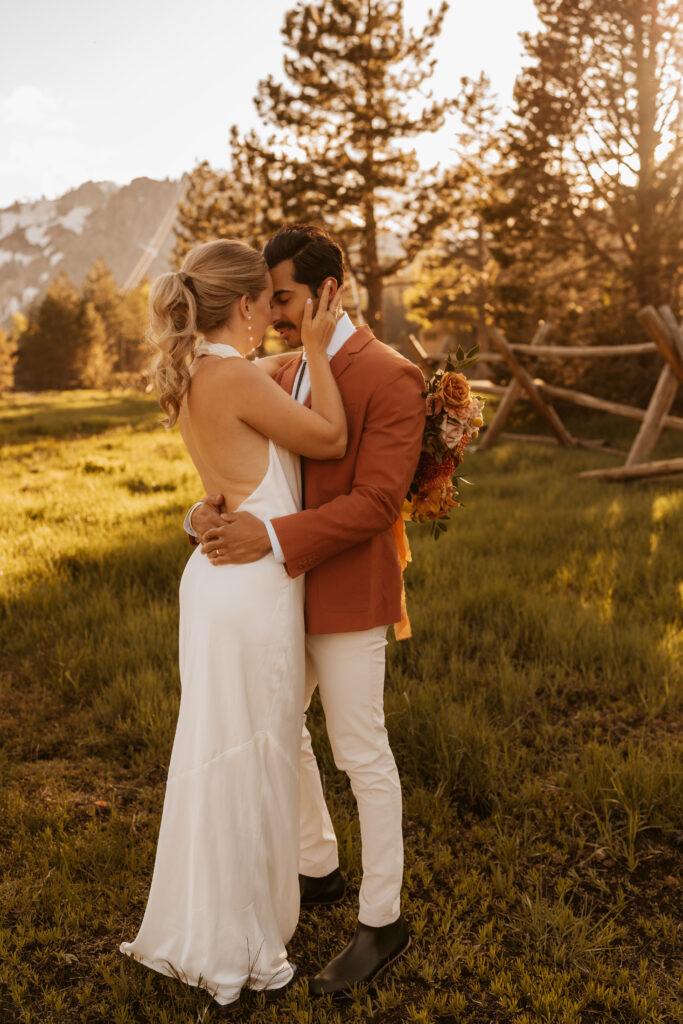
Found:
[247,310,254,348]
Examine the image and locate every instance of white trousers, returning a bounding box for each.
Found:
[299,626,403,927]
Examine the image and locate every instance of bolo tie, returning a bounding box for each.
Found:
[293,358,307,401]
[293,358,307,507]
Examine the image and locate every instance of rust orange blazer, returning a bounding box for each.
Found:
[272,326,426,635]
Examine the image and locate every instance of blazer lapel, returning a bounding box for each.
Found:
[277,353,304,395]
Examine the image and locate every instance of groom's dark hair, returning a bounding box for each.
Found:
[263,224,345,293]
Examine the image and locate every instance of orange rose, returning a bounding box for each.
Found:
[435,371,470,414]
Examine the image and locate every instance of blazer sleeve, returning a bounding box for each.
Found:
[271,361,426,578]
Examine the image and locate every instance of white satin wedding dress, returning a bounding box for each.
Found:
[121,343,305,1005]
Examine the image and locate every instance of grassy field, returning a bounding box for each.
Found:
[1,390,681,1024]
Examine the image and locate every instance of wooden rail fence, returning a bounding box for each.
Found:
[407,304,683,482]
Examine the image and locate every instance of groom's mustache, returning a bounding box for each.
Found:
[274,320,297,333]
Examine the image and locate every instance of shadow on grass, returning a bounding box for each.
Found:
[0,529,196,780]
[0,391,159,445]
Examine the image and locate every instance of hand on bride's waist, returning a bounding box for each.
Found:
[200,511,272,565]
[189,495,224,541]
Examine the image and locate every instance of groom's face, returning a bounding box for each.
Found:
[269,258,328,350]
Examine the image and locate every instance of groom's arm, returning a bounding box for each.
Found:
[271,363,425,576]
[199,361,424,568]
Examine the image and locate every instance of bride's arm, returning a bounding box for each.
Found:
[254,351,298,378]
[198,284,347,460]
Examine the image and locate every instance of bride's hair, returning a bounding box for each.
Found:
[150,239,269,427]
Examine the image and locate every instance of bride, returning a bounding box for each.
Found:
[120,238,346,1007]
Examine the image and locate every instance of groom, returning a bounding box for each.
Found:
[187,224,425,996]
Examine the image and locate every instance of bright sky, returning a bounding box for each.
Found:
[0,0,540,208]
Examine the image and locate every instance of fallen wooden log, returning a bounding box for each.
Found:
[579,458,683,481]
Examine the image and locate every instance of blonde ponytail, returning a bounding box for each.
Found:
[149,240,269,427]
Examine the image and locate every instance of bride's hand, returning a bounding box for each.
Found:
[301,282,344,357]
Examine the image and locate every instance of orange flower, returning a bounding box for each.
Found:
[435,371,470,414]
[409,479,458,522]
[414,450,455,488]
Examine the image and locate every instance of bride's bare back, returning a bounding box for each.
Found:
[180,356,271,511]
[179,331,347,514]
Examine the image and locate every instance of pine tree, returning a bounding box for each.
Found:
[83,260,148,376]
[117,282,150,375]
[82,261,121,366]
[404,74,502,351]
[0,326,17,394]
[177,0,455,338]
[174,146,285,263]
[16,276,107,391]
[495,0,682,319]
[79,302,110,389]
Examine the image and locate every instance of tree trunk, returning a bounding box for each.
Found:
[366,274,384,340]
[363,193,384,339]
[632,0,662,307]
[476,214,489,353]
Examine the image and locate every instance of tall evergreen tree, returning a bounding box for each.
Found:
[404,73,502,350]
[16,276,106,391]
[177,0,455,338]
[79,301,110,389]
[83,261,149,375]
[174,146,285,261]
[494,0,682,321]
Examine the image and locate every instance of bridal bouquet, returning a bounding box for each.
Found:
[403,346,484,538]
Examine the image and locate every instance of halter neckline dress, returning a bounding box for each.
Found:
[121,342,305,1005]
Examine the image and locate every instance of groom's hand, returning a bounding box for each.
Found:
[190,496,225,537]
[200,511,271,565]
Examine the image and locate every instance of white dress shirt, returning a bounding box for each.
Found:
[184,313,358,563]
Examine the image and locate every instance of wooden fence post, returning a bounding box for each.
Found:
[626,308,683,466]
[487,326,577,448]
[406,334,437,375]
[637,307,683,383]
[658,306,683,373]
[477,321,552,451]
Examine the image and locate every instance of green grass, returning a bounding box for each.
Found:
[1,390,682,1024]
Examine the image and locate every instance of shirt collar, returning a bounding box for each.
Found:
[301,312,357,362]
[328,312,357,357]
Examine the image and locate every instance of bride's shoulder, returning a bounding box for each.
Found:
[192,354,259,391]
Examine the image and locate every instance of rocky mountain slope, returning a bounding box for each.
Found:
[0,177,182,325]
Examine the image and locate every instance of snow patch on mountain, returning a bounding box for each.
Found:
[0,200,56,242]
[0,250,35,267]
[59,206,91,234]
[25,224,50,247]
